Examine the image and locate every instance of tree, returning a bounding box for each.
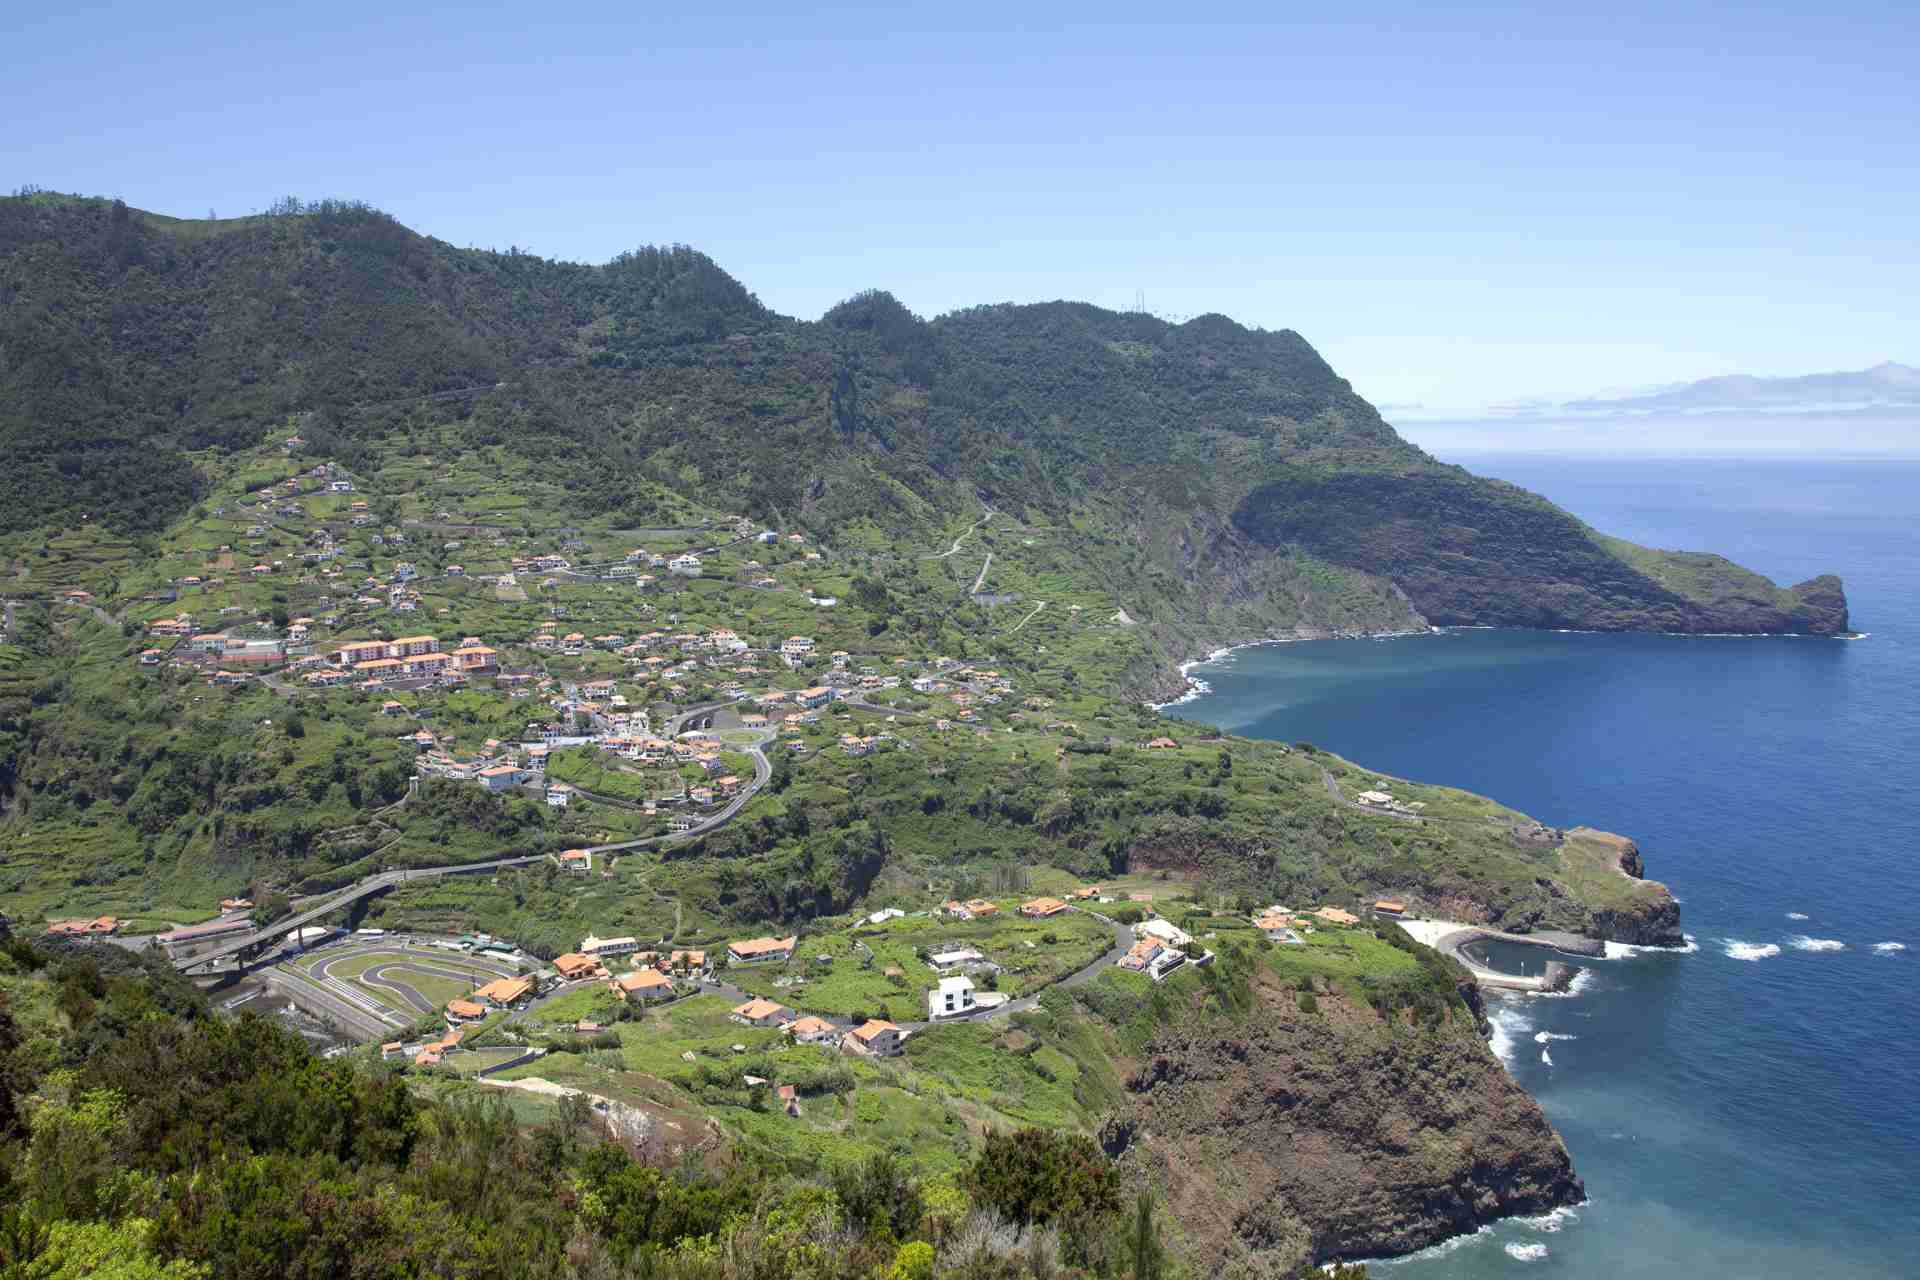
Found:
[1129,1190,1166,1280]
[830,1152,922,1241]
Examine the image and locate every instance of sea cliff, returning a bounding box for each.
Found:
[1109,966,1583,1275]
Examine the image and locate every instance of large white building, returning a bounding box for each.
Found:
[928,975,976,1020]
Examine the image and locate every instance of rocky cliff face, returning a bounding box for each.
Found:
[1113,973,1583,1276]
[1231,470,1850,636]
[1560,828,1687,946]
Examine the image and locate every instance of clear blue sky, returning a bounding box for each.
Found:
[7,1,1916,424]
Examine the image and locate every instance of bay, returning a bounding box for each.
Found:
[1167,455,1920,1278]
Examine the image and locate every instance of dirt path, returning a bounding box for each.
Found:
[922,506,993,560]
[478,1076,655,1147]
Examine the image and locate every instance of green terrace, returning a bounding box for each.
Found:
[721,904,1113,1022]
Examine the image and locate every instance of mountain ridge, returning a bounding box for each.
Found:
[0,191,1850,666]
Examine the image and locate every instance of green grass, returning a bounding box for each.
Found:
[723,908,1110,1021]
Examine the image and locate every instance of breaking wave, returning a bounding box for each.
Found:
[1534,1031,1576,1043]
[1487,1001,1531,1067]
[1723,940,1782,961]
[1872,941,1906,955]
[1504,1242,1549,1261]
[1516,1204,1582,1233]
[1602,933,1699,958]
[1788,935,1846,952]
[1787,912,1810,921]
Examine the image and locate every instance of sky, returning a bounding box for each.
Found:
[7,0,1918,445]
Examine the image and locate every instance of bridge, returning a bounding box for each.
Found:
[172,854,547,973]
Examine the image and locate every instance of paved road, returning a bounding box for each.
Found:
[174,854,549,971]
[181,733,772,972]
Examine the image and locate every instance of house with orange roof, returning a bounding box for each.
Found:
[473,976,534,1008]
[552,953,607,982]
[446,999,486,1023]
[962,899,1000,918]
[731,997,794,1027]
[785,1016,840,1045]
[1313,907,1361,927]
[612,968,676,1000]
[727,935,797,964]
[843,1019,905,1057]
[1020,897,1069,918]
[555,848,592,873]
[452,645,498,671]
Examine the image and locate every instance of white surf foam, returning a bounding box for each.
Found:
[1723,940,1782,961]
[1787,912,1810,921]
[1369,1223,1493,1264]
[1540,1048,1554,1066]
[1871,941,1906,955]
[1788,935,1846,952]
[1516,1204,1582,1233]
[1487,1002,1532,1067]
[1533,967,1599,998]
[1602,933,1700,958]
[1534,1031,1577,1042]
[1504,1242,1549,1261]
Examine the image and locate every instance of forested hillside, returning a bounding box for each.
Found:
[0,191,1846,647]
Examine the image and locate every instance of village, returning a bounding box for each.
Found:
[15,420,1496,1169]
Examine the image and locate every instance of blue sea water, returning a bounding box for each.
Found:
[1167,455,1920,1278]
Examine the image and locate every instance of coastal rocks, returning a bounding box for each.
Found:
[1119,972,1583,1275]
[1556,828,1686,947]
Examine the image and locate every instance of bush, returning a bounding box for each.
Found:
[1297,990,1319,1014]
[966,1128,1119,1227]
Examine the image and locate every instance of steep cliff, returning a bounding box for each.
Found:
[1111,968,1582,1276]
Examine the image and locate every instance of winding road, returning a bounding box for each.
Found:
[922,505,994,560]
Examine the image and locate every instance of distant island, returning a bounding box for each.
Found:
[1567,360,1920,414]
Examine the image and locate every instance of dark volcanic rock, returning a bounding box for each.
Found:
[1120,973,1583,1275]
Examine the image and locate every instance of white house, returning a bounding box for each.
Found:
[580,934,641,958]
[477,765,522,792]
[928,975,977,1020]
[928,946,984,973]
[866,908,905,925]
[545,783,575,808]
[668,555,702,577]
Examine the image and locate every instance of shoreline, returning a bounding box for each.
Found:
[1149,623,1864,710]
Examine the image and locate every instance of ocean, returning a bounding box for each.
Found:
[1166,455,1920,1278]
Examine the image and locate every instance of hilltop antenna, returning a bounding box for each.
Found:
[1133,290,1146,315]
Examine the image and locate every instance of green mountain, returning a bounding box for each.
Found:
[0,192,1848,666]
[0,192,1835,1274]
